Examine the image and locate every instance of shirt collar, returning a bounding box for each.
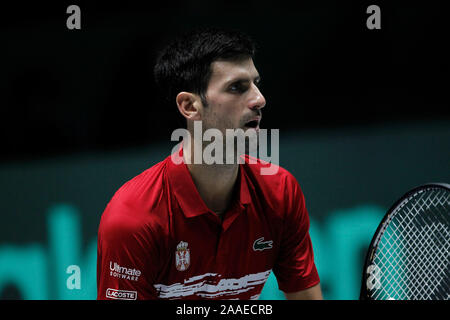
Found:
[166,143,251,218]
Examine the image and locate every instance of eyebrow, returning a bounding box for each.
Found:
[224,75,261,86]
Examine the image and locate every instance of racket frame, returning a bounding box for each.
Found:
[359,182,450,300]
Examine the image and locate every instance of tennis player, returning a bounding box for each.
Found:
[97,28,322,300]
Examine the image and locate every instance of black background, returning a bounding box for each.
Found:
[1,0,448,162]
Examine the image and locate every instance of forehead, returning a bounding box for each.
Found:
[209,58,259,84]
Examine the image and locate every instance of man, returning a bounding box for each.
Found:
[97,28,322,300]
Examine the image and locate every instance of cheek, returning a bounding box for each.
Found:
[203,96,244,128]
[213,106,242,127]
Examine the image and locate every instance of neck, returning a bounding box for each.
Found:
[183,139,239,216]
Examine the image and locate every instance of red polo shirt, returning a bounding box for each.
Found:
[97,146,319,300]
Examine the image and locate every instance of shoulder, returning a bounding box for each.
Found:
[112,159,167,205]
[242,154,300,189]
[99,158,170,239]
[241,155,303,209]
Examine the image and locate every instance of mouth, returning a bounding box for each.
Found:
[244,120,260,129]
[243,116,261,130]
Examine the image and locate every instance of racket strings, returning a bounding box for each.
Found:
[371,188,450,300]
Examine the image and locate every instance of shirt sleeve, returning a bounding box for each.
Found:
[273,175,320,293]
[97,200,160,300]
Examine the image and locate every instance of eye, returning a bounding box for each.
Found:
[228,82,248,93]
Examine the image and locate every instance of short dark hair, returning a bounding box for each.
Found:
[154,28,256,106]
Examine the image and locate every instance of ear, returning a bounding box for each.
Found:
[176,92,202,121]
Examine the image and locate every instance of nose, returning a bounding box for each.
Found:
[248,83,266,111]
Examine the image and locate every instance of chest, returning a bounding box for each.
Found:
[154,203,282,299]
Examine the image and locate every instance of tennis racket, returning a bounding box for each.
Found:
[360,183,450,300]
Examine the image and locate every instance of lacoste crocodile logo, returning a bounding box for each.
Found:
[253,237,273,251]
